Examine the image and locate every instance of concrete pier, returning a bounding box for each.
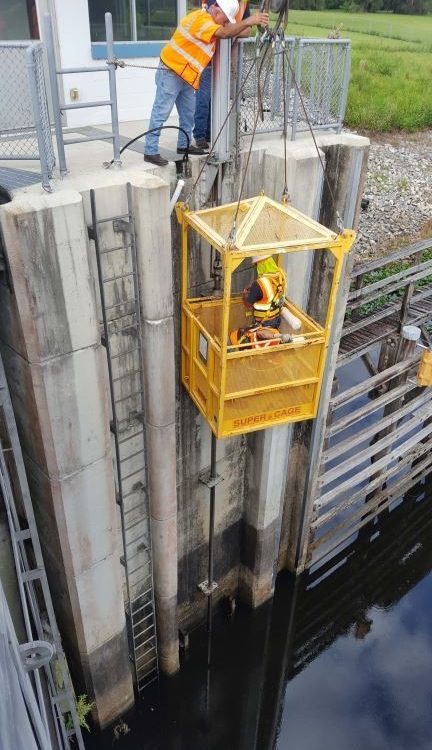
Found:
[0,190,134,727]
[0,129,369,725]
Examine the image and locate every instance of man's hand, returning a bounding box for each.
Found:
[248,11,269,26]
[214,11,269,38]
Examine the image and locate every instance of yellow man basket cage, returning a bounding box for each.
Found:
[177,194,355,438]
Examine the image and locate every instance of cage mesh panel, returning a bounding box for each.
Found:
[237,38,349,139]
[242,204,324,247]
[0,43,54,169]
[224,383,316,422]
[226,344,321,395]
[197,202,251,244]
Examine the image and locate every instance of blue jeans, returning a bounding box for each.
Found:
[193,63,211,142]
[145,63,196,155]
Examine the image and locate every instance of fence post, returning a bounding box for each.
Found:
[211,38,231,161]
[26,46,51,192]
[337,41,351,134]
[291,40,303,141]
[43,13,67,176]
[105,12,121,168]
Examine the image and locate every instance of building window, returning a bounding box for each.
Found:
[88,0,177,43]
[0,0,39,40]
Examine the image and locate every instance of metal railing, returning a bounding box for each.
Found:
[43,12,121,176]
[0,42,55,191]
[235,37,350,142]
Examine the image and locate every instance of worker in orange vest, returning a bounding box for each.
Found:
[193,0,250,150]
[144,0,269,167]
[229,255,302,349]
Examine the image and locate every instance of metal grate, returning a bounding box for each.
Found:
[89,184,158,696]
[0,42,54,190]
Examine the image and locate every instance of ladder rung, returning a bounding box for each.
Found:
[21,568,43,582]
[120,448,145,463]
[117,410,145,427]
[125,515,147,532]
[115,390,143,406]
[130,588,154,607]
[123,500,147,515]
[121,466,146,482]
[102,271,135,283]
[95,212,130,225]
[119,432,144,446]
[123,490,146,505]
[111,347,140,360]
[105,298,137,312]
[134,636,156,652]
[14,528,32,542]
[135,652,157,667]
[127,561,152,576]
[100,243,132,255]
[131,598,153,617]
[132,611,155,633]
[137,670,158,692]
[113,369,141,384]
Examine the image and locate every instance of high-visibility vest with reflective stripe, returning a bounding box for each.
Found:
[161,10,218,90]
[253,270,286,322]
[236,0,248,21]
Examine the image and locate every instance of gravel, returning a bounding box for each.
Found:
[352,130,432,262]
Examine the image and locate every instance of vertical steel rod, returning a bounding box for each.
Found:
[205,431,217,714]
[208,432,217,593]
[43,13,67,175]
[105,12,122,167]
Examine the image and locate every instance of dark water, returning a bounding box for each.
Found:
[88,484,432,750]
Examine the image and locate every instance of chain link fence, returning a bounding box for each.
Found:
[235,37,350,142]
[0,42,55,191]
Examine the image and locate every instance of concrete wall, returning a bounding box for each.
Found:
[39,0,160,127]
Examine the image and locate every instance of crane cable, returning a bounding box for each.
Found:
[229,42,275,241]
[184,38,273,206]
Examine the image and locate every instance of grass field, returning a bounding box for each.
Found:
[284,10,432,131]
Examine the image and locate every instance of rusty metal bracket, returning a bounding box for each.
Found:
[198,469,224,489]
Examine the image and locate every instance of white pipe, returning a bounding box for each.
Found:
[169,179,185,214]
[281,306,302,330]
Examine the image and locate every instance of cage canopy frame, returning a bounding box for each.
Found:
[180,194,339,257]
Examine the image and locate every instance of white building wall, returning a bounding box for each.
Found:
[40,0,159,127]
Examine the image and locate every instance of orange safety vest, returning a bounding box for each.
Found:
[253,270,286,323]
[161,10,219,90]
[236,0,248,21]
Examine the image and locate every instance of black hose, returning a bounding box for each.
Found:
[104,125,191,168]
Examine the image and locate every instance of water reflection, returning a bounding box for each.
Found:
[88,485,432,750]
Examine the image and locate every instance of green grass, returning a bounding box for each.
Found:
[284,10,432,131]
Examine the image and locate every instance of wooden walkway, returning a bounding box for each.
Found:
[339,238,432,364]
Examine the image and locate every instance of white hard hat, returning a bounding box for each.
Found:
[217,0,239,23]
[252,254,272,264]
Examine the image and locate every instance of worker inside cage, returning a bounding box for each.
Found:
[229,253,301,349]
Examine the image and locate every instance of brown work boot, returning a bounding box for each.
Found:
[144,153,168,166]
[195,138,209,149]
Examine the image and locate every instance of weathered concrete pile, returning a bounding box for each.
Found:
[0,131,369,726]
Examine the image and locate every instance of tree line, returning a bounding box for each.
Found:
[290,0,431,14]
